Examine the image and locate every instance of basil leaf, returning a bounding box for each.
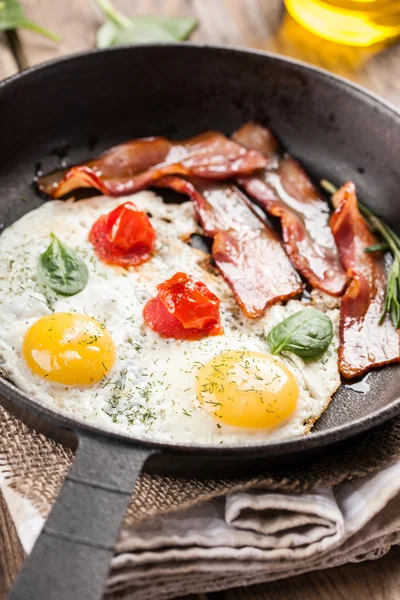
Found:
[38,234,88,297]
[0,0,60,41]
[96,0,197,48]
[267,308,333,359]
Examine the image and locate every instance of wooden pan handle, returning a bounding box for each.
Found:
[9,431,155,600]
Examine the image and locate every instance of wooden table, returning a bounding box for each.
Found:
[1,1,400,598]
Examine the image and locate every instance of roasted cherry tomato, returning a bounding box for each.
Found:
[143,272,223,340]
[89,202,156,267]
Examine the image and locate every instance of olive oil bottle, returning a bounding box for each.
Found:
[284,0,400,46]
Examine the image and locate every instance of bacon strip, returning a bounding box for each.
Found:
[331,182,399,378]
[233,122,347,297]
[155,176,304,318]
[37,132,267,199]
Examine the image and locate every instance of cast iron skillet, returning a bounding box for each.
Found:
[1,44,400,600]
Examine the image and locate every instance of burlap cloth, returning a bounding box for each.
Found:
[2,404,400,596]
[2,404,400,526]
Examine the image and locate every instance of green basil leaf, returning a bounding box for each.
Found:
[96,0,197,48]
[267,308,333,359]
[38,234,88,297]
[0,0,60,41]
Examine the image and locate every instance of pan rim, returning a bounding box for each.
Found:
[1,42,400,120]
[1,42,400,456]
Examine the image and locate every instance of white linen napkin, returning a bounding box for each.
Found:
[2,460,400,599]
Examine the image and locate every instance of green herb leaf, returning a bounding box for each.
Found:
[96,0,197,48]
[364,242,389,253]
[0,0,60,41]
[38,234,88,296]
[267,309,333,359]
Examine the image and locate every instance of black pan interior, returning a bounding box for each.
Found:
[1,44,400,461]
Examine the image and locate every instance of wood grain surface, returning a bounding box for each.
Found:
[0,33,17,78]
[1,1,400,599]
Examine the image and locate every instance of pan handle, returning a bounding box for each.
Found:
[9,430,156,600]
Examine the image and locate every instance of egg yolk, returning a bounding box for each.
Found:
[197,350,299,429]
[23,313,115,385]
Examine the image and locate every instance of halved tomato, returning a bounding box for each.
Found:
[143,273,223,340]
[89,202,156,267]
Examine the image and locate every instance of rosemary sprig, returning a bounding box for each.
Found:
[363,243,389,253]
[320,179,400,328]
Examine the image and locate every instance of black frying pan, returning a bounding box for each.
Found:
[1,44,400,600]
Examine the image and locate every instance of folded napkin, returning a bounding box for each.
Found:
[2,459,400,599]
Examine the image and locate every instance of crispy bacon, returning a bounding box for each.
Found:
[155,176,304,318]
[37,132,267,199]
[330,182,399,378]
[233,122,347,297]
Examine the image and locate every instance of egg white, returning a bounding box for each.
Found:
[0,192,340,446]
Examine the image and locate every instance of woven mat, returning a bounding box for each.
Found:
[2,406,400,527]
[0,488,25,593]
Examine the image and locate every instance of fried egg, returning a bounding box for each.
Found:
[0,192,340,445]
